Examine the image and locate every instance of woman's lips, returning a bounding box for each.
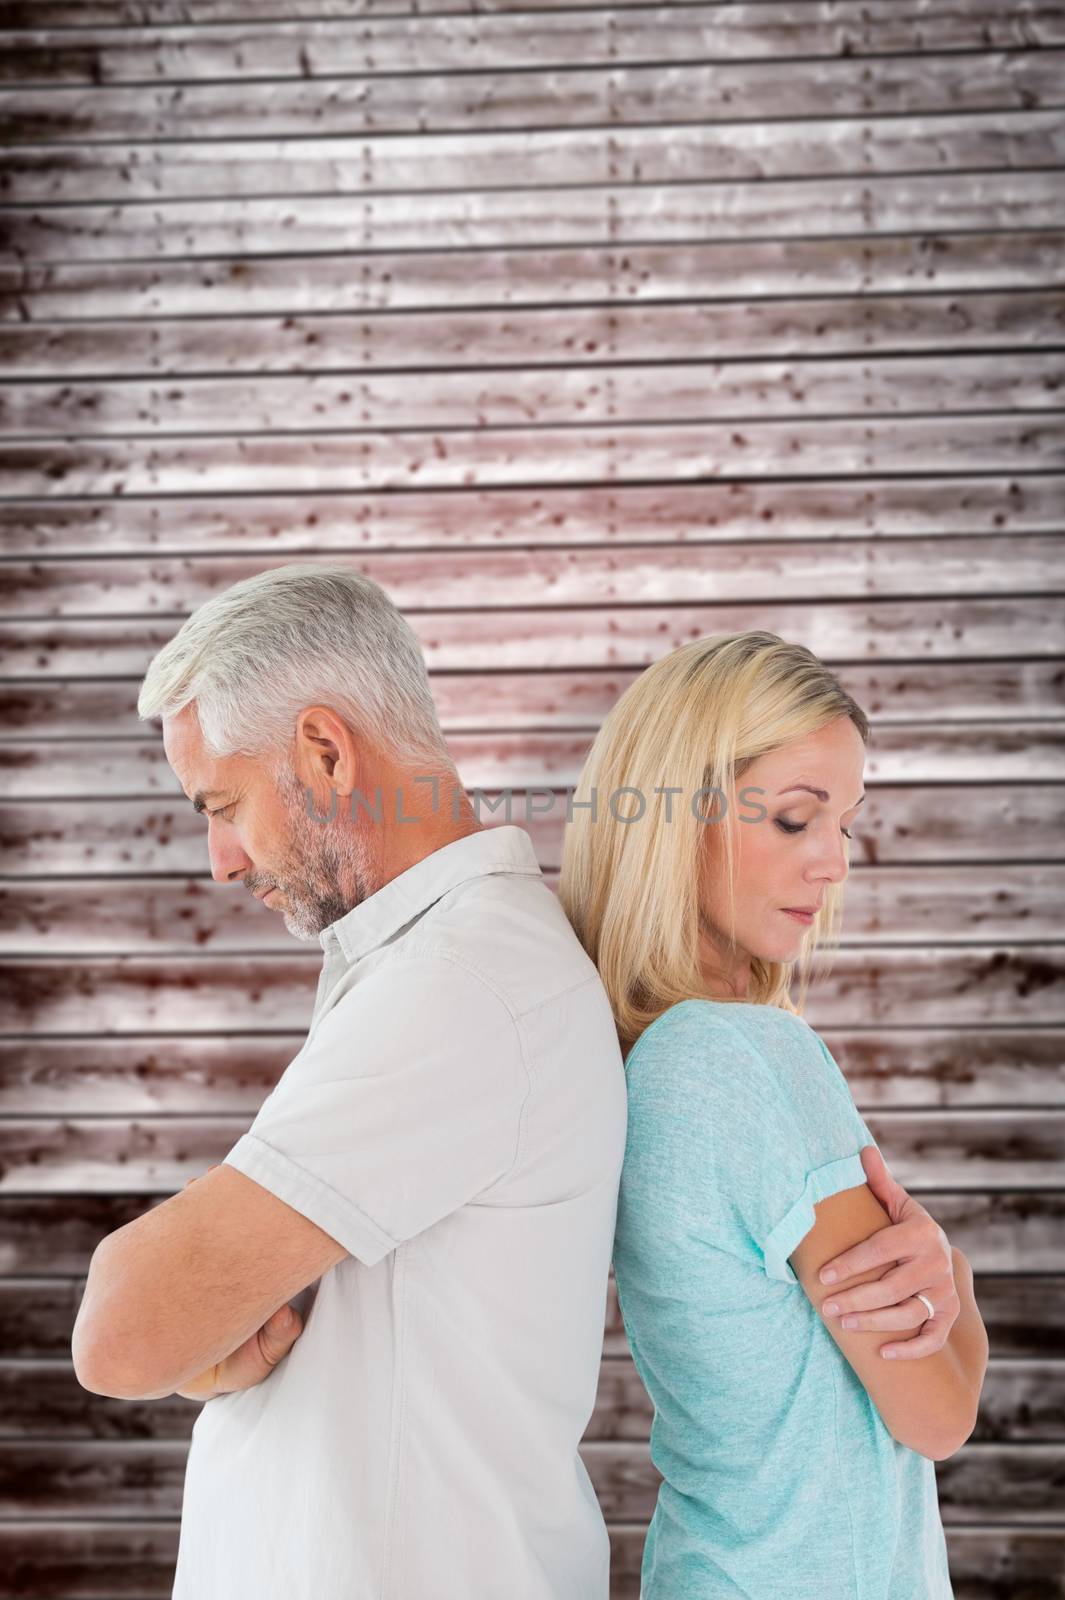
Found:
[781,908,815,925]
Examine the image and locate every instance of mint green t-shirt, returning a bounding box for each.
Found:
[613,999,954,1599]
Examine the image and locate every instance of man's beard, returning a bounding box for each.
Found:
[267,765,380,942]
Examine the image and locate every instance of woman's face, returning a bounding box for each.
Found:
[697,716,867,997]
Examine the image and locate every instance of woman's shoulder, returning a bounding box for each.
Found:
[628,997,817,1060]
[623,999,867,1167]
[625,999,835,1104]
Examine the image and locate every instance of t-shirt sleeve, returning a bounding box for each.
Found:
[221,952,528,1266]
[621,1001,876,1285]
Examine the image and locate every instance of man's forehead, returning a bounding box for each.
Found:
[162,705,201,753]
[162,709,226,801]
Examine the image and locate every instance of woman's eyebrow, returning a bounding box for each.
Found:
[777,784,866,807]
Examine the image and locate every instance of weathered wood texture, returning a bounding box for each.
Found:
[1,0,1063,1595]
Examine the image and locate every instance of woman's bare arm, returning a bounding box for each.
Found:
[789,1182,989,1460]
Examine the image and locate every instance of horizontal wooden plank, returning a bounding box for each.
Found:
[4,170,1064,261]
[870,1113,1065,1188]
[5,663,1064,738]
[0,1435,1058,1522]
[3,601,1062,677]
[1,0,915,18]
[1,946,1062,1033]
[4,724,1062,799]
[5,782,1061,877]
[1,1354,1057,1444]
[7,477,1065,557]
[3,52,1063,146]
[4,864,1065,953]
[3,416,1064,497]
[0,0,858,19]
[4,6,1064,90]
[825,1036,1065,1112]
[3,539,1062,618]
[5,353,1064,438]
[6,291,1064,380]
[0,0,1060,25]
[7,112,1064,207]
[0,1520,1057,1600]
[0,956,331,1037]
[0,1036,296,1115]
[0,0,845,20]
[0,0,1058,26]
[2,1033,1062,1115]
[4,233,1062,321]
[3,1109,1062,1192]
[4,1195,1061,1277]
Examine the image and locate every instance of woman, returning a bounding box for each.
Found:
[558,632,987,1599]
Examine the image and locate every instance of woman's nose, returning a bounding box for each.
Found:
[811,833,849,884]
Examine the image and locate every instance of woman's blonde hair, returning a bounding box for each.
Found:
[557,631,870,1055]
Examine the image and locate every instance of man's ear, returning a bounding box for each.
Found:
[293,705,360,794]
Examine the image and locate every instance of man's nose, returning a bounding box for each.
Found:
[207,819,252,885]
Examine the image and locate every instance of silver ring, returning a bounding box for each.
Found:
[915,1292,935,1320]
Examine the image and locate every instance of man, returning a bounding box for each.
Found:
[72,563,629,1598]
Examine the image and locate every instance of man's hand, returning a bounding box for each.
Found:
[173,1300,304,1400]
[817,1144,961,1360]
[173,1166,304,1400]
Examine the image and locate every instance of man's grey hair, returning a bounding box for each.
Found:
[137,562,456,772]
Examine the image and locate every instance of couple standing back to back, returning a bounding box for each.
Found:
[72,563,985,1600]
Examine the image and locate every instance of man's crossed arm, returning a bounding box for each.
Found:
[72,1162,346,1401]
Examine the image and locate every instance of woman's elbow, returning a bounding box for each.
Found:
[891,1395,980,1462]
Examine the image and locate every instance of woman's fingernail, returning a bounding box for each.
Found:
[882,1349,897,1359]
[821,1269,837,1284]
[823,1302,840,1316]
[841,1316,857,1330]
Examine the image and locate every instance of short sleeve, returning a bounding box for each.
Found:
[222,952,528,1266]
[621,1001,876,1284]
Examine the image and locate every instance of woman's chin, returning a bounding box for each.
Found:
[754,931,809,963]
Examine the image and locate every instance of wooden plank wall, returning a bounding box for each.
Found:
[1,1,1064,1594]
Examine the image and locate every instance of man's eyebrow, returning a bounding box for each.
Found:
[191,789,227,814]
[777,784,866,808]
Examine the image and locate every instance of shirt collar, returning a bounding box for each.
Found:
[321,823,543,964]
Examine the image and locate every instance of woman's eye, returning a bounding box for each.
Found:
[211,804,236,821]
[775,817,853,839]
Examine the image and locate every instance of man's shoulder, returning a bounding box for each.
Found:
[396,869,606,1021]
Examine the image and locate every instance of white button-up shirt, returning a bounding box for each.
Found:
[171,823,628,1599]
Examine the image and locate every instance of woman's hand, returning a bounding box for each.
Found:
[816,1145,961,1360]
[173,1165,305,1400]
